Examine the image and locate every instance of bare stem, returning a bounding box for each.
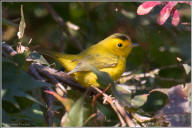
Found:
[91,86,135,127]
[41,2,83,51]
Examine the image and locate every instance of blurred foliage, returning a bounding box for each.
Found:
[2,2,191,127]
[2,53,47,126]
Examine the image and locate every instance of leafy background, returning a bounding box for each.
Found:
[2,2,191,127]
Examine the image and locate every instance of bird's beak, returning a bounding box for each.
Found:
[132,43,139,47]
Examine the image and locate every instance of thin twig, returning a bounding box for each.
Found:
[92,84,111,108]
[83,113,97,125]
[28,64,54,126]
[91,86,135,127]
[91,86,126,126]
[131,113,152,123]
[114,101,135,127]
[121,58,190,83]
[120,68,160,82]
[41,2,83,51]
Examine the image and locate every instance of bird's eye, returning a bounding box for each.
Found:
[117,43,123,48]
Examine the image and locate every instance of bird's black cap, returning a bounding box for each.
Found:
[114,34,131,41]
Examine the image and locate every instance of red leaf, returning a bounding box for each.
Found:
[172,9,180,26]
[157,2,178,25]
[45,90,73,112]
[137,1,162,15]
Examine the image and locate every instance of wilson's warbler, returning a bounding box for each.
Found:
[42,33,135,87]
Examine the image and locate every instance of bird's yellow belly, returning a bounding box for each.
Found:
[72,57,126,87]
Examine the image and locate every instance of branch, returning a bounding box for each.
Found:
[121,68,160,82]
[31,63,67,96]
[91,86,135,127]
[41,2,83,51]
[2,42,17,57]
[2,42,88,93]
[121,58,190,83]
[114,101,135,127]
[32,63,87,92]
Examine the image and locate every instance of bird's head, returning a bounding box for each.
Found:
[100,33,135,57]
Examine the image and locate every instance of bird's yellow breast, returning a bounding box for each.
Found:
[72,56,126,87]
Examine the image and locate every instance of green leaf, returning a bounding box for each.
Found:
[3,60,45,91]
[28,52,50,65]
[131,94,148,108]
[2,89,20,109]
[112,84,132,107]
[15,90,44,106]
[13,71,46,91]
[2,109,12,124]
[90,65,114,88]
[61,96,85,126]
[3,51,30,71]
[11,104,46,126]
[97,101,118,121]
[142,91,169,113]
[11,52,30,68]
[2,56,15,64]
[2,56,46,109]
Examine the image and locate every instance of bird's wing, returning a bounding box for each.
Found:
[68,53,119,74]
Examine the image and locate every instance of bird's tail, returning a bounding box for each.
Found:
[38,50,66,59]
[36,49,78,72]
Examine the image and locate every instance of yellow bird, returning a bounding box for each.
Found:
[42,33,135,87]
